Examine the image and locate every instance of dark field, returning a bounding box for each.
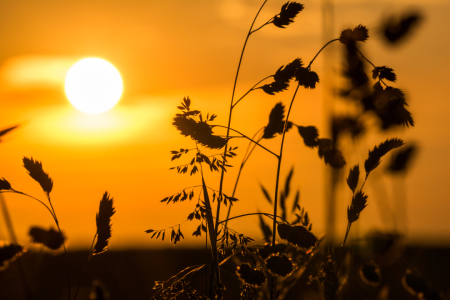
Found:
[1,246,449,299]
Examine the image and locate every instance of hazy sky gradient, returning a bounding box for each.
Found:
[0,0,449,249]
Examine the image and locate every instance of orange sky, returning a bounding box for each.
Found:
[1,0,450,250]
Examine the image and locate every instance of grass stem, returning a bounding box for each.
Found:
[73,233,97,300]
[270,82,301,300]
[331,221,352,300]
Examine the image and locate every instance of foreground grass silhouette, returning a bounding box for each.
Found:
[144,1,421,299]
[1,1,441,299]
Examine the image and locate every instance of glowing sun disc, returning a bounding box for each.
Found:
[65,58,123,114]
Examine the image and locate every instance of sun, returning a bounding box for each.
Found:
[65,58,123,114]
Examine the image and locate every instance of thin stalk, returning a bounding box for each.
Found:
[218,212,288,225]
[331,221,352,300]
[212,125,278,158]
[0,193,34,298]
[269,83,302,300]
[224,130,264,229]
[210,4,268,292]
[198,157,221,298]
[73,234,97,300]
[215,0,269,240]
[3,190,56,220]
[46,194,71,300]
[307,39,339,68]
[205,223,208,296]
[356,48,376,68]
[250,18,273,35]
[232,75,273,108]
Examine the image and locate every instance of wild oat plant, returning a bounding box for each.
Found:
[144,1,426,300]
[0,157,115,300]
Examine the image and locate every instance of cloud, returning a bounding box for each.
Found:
[0,55,77,90]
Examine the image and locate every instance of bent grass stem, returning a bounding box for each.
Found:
[215,0,268,244]
[307,39,339,68]
[218,212,288,225]
[212,125,278,158]
[3,189,72,300]
[3,190,56,220]
[46,194,71,300]
[232,75,273,108]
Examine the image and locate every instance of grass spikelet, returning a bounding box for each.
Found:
[29,226,65,250]
[339,24,369,45]
[297,126,319,148]
[93,192,115,255]
[265,254,296,277]
[0,178,11,191]
[258,243,287,260]
[272,1,304,29]
[277,223,317,249]
[261,58,302,95]
[23,156,53,195]
[346,165,360,193]
[263,102,289,139]
[0,243,24,271]
[365,138,404,176]
[236,263,266,287]
[347,191,368,223]
[317,139,346,169]
[388,144,417,173]
[172,114,227,149]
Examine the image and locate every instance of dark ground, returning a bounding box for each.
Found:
[1,246,449,300]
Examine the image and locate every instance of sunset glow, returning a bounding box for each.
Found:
[64,58,123,114]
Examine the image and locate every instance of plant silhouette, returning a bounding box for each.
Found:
[0,158,116,300]
[144,1,421,299]
[1,1,435,299]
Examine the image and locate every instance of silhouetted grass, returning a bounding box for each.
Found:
[143,1,427,299]
[0,1,435,299]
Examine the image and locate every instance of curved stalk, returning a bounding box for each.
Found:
[3,190,56,220]
[46,194,71,300]
[232,75,273,108]
[215,0,269,241]
[250,18,273,34]
[307,39,339,68]
[212,125,278,158]
[218,212,288,225]
[356,48,376,68]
